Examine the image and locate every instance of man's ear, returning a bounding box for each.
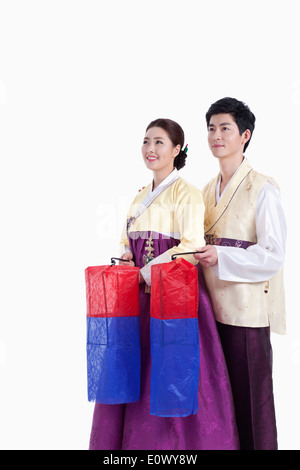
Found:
[242,129,251,145]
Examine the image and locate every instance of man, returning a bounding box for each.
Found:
[194,97,287,450]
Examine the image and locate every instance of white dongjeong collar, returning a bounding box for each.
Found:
[128,169,180,230]
[216,158,246,204]
[150,168,179,194]
[143,168,180,205]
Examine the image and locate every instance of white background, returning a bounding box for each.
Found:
[0,0,299,450]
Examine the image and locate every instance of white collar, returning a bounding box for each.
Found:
[129,169,180,227]
[143,168,180,205]
[150,168,179,194]
[216,158,246,203]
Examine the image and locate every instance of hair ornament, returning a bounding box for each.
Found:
[174,144,188,170]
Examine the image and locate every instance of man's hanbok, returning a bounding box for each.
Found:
[89,169,239,450]
[201,158,287,450]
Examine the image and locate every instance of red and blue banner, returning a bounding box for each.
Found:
[150,258,200,417]
[85,263,140,404]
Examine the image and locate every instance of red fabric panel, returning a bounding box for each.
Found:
[85,265,140,317]
[150,258,199,319]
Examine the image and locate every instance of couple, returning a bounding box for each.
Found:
[89,97,286,451]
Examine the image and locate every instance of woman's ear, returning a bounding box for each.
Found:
[173,144,181,158]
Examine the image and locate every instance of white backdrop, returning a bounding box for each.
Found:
[0,0,299,450]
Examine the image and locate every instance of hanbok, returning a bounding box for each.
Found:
[200,158,287,449]
[89,170,239,450]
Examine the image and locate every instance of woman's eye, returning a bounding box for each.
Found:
[156,140,163,144]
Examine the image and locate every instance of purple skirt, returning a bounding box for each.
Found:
[89,232,239,450]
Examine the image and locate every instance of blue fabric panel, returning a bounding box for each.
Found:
[87,316,140,404]
[150,317,200,417]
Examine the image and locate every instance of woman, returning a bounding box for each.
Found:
[89,119,239,450]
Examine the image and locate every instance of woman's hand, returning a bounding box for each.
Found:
[119,251,135,266]
[120,252,145,284]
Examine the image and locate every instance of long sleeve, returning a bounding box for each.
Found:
[141,185,205,286]
[119,188,144,256]
[212,181,287,282]
[119,219,131,256]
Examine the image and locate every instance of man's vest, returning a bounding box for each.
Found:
[202,160,286,334]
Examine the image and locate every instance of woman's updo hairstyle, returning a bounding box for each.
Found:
[146,118,188,170]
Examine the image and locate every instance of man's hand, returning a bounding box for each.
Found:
[193,245,218,268]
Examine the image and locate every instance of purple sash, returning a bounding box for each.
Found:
[205,234,254,250]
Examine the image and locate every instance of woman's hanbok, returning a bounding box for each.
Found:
[89,169,239,450]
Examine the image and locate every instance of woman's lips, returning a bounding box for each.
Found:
[147,155,158,161]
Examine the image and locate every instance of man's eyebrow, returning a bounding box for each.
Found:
[208,122,233,127]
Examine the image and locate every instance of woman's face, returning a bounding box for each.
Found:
[142,127,180,175]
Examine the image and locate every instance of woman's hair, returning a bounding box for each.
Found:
[205,97,256,152]
[146,118,187,170]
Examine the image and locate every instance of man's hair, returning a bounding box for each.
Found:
[205,97,256,151]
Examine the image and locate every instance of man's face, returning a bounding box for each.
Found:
[207,113,249,161]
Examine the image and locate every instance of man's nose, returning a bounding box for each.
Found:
[213,129,222,140]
